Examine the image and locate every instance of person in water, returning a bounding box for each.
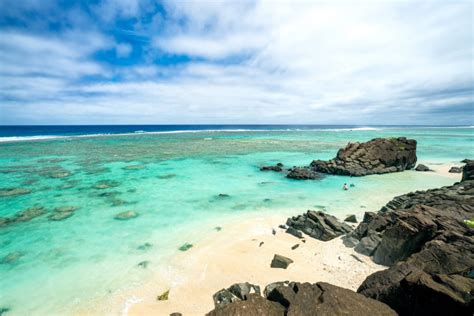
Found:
[343,183,349,190]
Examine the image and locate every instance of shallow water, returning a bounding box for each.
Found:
[0,127,473,315]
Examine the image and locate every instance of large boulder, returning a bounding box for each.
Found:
[208,282,396,316]
[286,210,353,241]
[310,137,417,176]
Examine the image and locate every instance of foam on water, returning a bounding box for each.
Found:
[0,127,473,315]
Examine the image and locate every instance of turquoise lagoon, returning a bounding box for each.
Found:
[0,127,473,315]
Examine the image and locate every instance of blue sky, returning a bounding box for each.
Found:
[0,0,472,125]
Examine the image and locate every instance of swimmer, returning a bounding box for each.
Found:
[343,183,349,190]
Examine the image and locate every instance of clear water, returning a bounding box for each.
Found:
[0,127,473,315]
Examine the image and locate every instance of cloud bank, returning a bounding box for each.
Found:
[0,0,472,125]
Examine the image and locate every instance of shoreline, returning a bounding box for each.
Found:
[88,214,385,315]
[72,162,463,315]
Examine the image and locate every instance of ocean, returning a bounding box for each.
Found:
[0,125,473,315]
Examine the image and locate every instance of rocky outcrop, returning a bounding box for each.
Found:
[286,167,322,180]
[286,210,353,241]
[347,170,474,315]
[207,282,397,316]
[310,137,417,176]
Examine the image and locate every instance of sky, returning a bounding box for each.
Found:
[0,0,472,125]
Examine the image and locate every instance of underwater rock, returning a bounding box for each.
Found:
[270,254,293,269]
[286,167,322,180]
[157,290,170,301]
[48,211,75,221]
[0,218,9,227]
[48,171,71,179]
[157,174,176,179]
[93,180,120,189]
[54,206,78,213]
[114,211,139,220]
[137,260,150,268]
[0,188,31,197]
[179,243,193,251]
[0,307,10,316]
[260,163,284,172]
[214,226,222,231]
[137,243,152,251]
[12,206,46,223]
[122,165,145,170]
[1,251,24,264]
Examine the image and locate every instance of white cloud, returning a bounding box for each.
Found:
[0,0,472,124]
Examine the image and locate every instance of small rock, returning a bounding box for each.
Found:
[122,165,145,170]
[157,289,169,301]
[344,214,357,223]
[259,242,264,247]
[272,228,276,235]
[448,166,463,173]
[137,243,152,251]
[214,226,222,231]
[291,244,299,250]
[114,211,139,220]
[270,254,293,269]
[138,260,149,268]
[415,164,430,172]
[179,243,193,251]
[278,224,288,230]
[169,313,182,316]
[217,194,230,199]
[228,282,261,300]
[260,164,283,172]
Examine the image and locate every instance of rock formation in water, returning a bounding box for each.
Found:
[342,160,474,315]
[310,137,417,176]
[207,282,397,316]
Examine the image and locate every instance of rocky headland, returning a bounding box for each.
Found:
[311,137,417,176]
[204,160,473,315]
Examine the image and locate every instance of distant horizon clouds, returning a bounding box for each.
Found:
[0,0,472,125]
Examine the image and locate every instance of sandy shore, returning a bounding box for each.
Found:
[103,214,385,315]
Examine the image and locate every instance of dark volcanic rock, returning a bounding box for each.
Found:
[415,164,430,171]
[462,159,474,181]
[208,293,285,316]
[310,137,417,176]
[286,167,322,180]
[449,166,463,173]
[355,233,381,256]
[270,254,293,269]
[286,210,353,241]
[358,262,474,316]
[208,282,396,316]
[260,163,284,172]
[344,214,357,223]
[212,282,261,309]
[355,178,474,315]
